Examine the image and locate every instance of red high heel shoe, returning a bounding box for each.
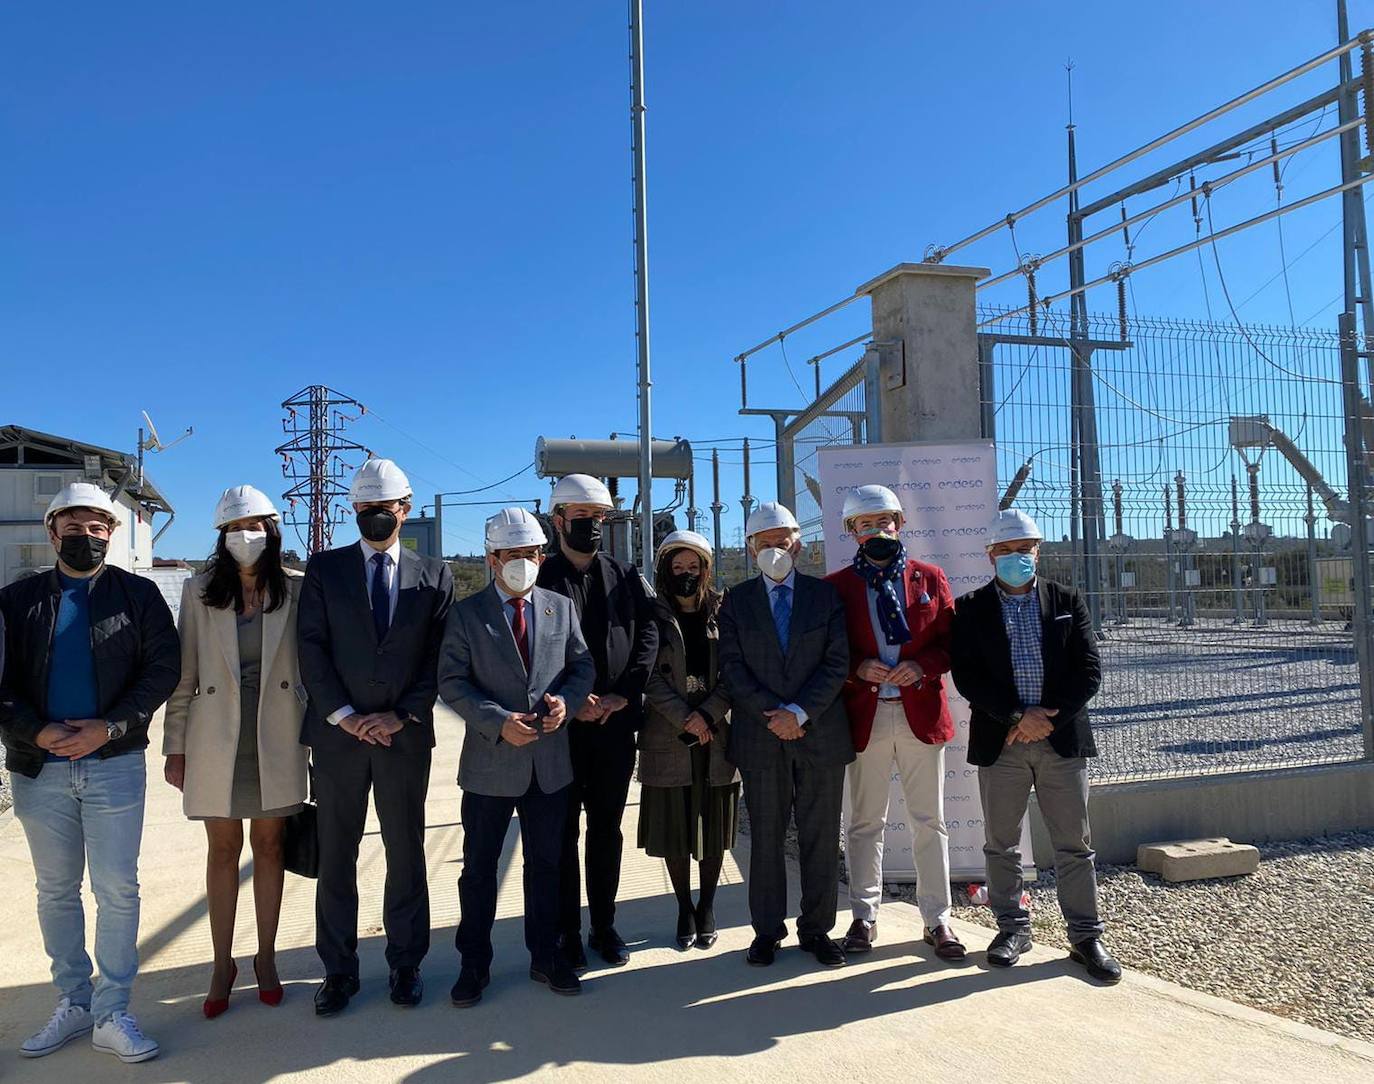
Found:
[254,955,285,1007]
[202,960,238,1019]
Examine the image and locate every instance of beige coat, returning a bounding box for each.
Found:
[163,570,309,818]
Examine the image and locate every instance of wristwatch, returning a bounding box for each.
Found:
[1008,710,1024,727]
[106,720,126,742]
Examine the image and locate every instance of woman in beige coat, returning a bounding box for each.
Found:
[163,486,308,1018]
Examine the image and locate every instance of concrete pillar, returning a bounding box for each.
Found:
[855,263,989,443]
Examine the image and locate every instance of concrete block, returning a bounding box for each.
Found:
[1136,838,1260,882]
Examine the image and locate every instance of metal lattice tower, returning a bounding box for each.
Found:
[275,386,370,555]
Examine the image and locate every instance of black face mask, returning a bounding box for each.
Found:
[58,534,108,573]
[357,508,398,543]
[564,516,602,554]
[860,535,902,563]
[669,571,701,598]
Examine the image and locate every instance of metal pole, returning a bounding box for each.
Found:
[740,437,755,525]
[1339,311,1374,757]
[629,0,654,578]
[1307,485,1322,625]
[710,448,724,588]
[1338,0,1374,396]
[687,466,697,533]
[434,492,444,561]
[1231,475,1244,624]
[775,416,796,511]
[978,337,996,441]
[1164,484,1177,623]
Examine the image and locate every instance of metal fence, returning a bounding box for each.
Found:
[770,306,1374,784]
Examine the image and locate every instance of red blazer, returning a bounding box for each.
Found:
[825,559,955,751]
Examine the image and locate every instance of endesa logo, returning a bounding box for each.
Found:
[938,479,984,490]
[941,526,987,537]
[910,505,946,513]
[958,550,985,560]
[873,458,900,468]
[954,502,987,513]
[950,574,989,587]
[925,551,951,562]
[950,845,977,854]
[891,480,932,491]
[951,455,984,465]
[909,456,943,466]
[901,528,936,540]
[831,461,864,470]
[946,793,971,802]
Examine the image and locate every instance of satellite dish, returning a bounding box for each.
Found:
[140,410,193,453]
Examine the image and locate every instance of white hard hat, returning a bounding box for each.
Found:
[348,458,412,503]
[485,507,548,552]
[550,473,613,510]
[213,484,279,529]
[745,500,800,540]
[987,509,1043,546]
[656,529,713,566]
[842,484,904,529]
[46,482,118,525]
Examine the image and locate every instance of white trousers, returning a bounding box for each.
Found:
[845,700,952,929]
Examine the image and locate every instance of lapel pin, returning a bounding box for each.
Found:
[545,608,554,616]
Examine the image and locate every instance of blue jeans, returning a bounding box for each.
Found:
[11,752,147,1022]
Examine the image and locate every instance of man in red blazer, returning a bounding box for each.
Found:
[825,485,964,960]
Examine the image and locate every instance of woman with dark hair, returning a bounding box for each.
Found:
[638,530,738,950]
[163,485,308,1018]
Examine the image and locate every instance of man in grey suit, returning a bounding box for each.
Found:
[438,508,595,1004]
[297,459,454,1016]
[718,501,853,969]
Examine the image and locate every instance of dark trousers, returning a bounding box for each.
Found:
[313,723,432,977]
[739,749,845,942]
[558,722,636,937]
[457,777,569,973]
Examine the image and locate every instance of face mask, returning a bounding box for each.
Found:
[669,571,701,597]
[859,535,902,563]
[564,516,602,554]
[225,529,268,567]
[357,507,398,543]
[58,534,108,573]
[995,552,1037,588]
[502,557,539,594]
[756,546,794,581]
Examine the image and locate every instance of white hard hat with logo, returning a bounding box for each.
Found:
[550,473,613,510]
[842,484,904,530]
[745,500,800,540]
[213,485,280,529]
[987,508,1043,546]
[656,529,713,565]
[485,507,548,552]
[349,458,412,503]
[46,482,118,526]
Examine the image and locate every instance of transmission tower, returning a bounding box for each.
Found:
[275,385,371,555]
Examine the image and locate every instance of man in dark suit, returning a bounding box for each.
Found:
[949,509,1120,984]
[438,508,596,1004]
[718,501,853,969]
[297,458,454,1015]
[537,474,658,970]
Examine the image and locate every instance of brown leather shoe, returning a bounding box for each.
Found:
[841,918,876,954]
[923,924,967,960]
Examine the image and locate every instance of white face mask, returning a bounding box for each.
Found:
[501,557,539,594]
[755,546,794,581]
[225,530,268,567]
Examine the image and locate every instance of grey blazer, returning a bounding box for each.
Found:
[718,572,854,771]
[438,583,595,798]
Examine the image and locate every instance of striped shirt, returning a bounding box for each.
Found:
[997,583,1043,707]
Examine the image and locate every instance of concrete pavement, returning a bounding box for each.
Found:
[1,705,1371,1082]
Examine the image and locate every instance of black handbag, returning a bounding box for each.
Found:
[283,767,319,879]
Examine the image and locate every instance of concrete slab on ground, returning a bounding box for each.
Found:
[1137,838,1262,881]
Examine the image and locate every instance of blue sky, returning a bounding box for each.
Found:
[3,1,1371,557]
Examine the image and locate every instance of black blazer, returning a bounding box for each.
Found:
[297,543,453,747]
[949,577,1101,766]
[717,573,854,771]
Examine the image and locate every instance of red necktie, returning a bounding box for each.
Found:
[508,598,530,670]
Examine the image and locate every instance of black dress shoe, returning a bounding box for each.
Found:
[449,968,490,1008]
[694,904,718,950]
[530,960,582,996]
[389,966,423,1007]
[798,935,847,968]
[588,927,630,967]
[314,974,360,1017]
[986,930,1034,968]
[746,936,782,967]
[676,907,697,950]
[557,934,589,974]
[1068,938,1123,984]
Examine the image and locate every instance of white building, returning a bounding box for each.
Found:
[0,425,175,587]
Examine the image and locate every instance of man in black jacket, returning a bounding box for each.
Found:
[949,509,1120,984]
[0,483,179,1063]
[537,474,658,969]
[297,458,453,1015]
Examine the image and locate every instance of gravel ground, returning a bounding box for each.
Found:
[885,829,1374,1043]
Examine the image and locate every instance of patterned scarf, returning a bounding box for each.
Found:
[851,542,912,646]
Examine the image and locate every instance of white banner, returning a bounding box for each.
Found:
[819,439,1031,882]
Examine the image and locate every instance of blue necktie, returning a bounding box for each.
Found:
[370,552,391,641]
[771,583,792,652]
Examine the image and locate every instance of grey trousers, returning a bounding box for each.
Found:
[978,740,1104,944]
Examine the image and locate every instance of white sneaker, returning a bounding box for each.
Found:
[20,997,94,1058]
[92,1011,160,1063]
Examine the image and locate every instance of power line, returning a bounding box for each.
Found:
[436,462,534,497]
[361,406,489,486]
